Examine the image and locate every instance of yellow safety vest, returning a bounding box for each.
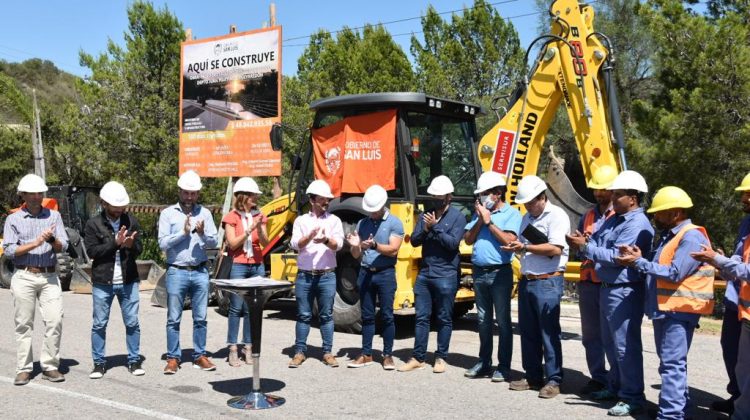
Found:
[579,207,613,283]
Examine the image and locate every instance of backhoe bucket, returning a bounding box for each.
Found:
[545,148,594,230]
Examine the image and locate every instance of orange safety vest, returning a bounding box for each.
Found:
[736,234,750,321]
[579,207,613,283]
[656,224,715,315]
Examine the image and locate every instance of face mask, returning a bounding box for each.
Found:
[481,194,496,210]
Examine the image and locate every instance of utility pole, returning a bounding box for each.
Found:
[31,89,46,180]
[269,2,282,198]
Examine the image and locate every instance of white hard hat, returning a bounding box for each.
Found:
[474,171,506,194]
[17,174,48,193]
[362,185,388,212]
[177,170,202,191]
[515,175,547,204]
[99,181,130,206]
[233,177,261,195]
[607,170,648,193]
[306,179,334,199]
[427,175,454,195]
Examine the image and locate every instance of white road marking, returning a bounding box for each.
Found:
[1,376,188,420]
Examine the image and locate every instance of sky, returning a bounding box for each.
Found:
[0,0,544,78]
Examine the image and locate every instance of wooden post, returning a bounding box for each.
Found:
[270,2,281,198]
[270,3,276,27]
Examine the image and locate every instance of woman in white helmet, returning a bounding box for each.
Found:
[221,177,269,367]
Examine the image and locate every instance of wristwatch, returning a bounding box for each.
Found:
[324,237,330,245]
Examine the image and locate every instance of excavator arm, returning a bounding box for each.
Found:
[478,0,624,217]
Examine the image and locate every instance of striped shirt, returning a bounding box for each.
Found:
[2,207,69,267]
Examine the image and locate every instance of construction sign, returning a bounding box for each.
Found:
[312,109,397,196]
[179,27,282,177]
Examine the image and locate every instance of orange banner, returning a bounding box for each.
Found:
[312,110,396,196]
[179,27,282,177]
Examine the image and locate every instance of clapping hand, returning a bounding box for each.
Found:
[346,232,361,247]
[565,230,587,248]
[38,224,56,246]
[195,219,205,235]
[423,212,437,232]
[115,225,128,246]
[614,244,641,266]
[122,231,138,248]
[312,228,328,244]
[184,215,192,235]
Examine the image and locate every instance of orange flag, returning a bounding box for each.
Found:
[312,109,396,196]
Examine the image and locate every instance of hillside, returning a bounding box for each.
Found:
[0,59,80,123]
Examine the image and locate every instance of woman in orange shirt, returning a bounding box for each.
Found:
[221,177,269,366]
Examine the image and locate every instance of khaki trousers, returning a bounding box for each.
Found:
[10,269,64,373]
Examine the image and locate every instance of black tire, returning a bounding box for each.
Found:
[453,301,474,320]
[0,253,14,289]
[215,287,230,317]
[56,253,73,291]
[333,251,362,333]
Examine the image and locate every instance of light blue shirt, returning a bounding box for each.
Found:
[719,216,750,308]
[357,209,404,268]
[584,207,654,284]
[634,219,707,321]
[158,203,218,266]
[465,203,522,266]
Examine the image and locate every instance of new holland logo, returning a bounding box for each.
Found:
[325,147,342,175]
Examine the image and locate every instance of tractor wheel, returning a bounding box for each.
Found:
[56,252,74,291]
[0,253,14,289]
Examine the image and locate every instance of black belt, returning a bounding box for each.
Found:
[475,264,510,272]
[299,268,335,276]
[16,265,56,274]
[364,266,394,273]
[601,281,639,289]
[168,263,206,271]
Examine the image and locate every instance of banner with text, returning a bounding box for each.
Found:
[312,110,396,196]
[179,27,281,177]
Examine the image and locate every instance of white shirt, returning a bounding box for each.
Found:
[108,217,123,284]
[519,201,570,275]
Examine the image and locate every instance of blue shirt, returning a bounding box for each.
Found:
[357,209,404,268]
[634,219,707,322]
[158,203,218,266]
[465,203,522,266]
[584,207,654,284]
[719,216,750,308]
[411,206,467,279]
[576,205,614,260]
[2,207,69,267]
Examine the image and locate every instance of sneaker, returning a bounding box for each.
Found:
[464,362,493,378]
[13,372,30,386]
[42,370,65,383]
[193,355,216,371]
[491,369,510,382]
[382,355,395,371]
[397,358,425,372]
[322,353,339,367]
[288,353,306,368]
[580,379,606,394]
[509,378,543,391]
[591,389,617,401]
[607,401,643,417]
[164,358,179,375]
[347,354,373,368]
[432,358,447,374]
[711,398,735,414]
[89,363,106,379]
[538,382,560,399]
[128,362,145,376]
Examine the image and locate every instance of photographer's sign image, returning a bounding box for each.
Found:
[179,27,281,177]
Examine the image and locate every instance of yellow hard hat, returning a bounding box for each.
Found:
[736,172,750,191]
[588,165,618,189]
[647,186,693,213]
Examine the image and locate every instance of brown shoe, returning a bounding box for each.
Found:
[193,355,216,371]
[382,355,395,371]
[539,382,560,399]
[347,354,373,368]
[397,358,425,372]
[164,358,180,375]
[14,372,30,386]
[433,358,447,374]
[42,370,65,383]
[288,353,306,368]
[509,378,543,391]
[322,353,339,367]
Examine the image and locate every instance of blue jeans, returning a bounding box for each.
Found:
[166,266,209,361]
[91,282,141,365]
[653,315,699,420]
[600,282,645,405]
[578,280,607,385]
[358,267,396,356]
[226,263,264,345]
[473,265,513,372]
[413,273,458,362]
[518,275,564,384]
[294,271,336,354]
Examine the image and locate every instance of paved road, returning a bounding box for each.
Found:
[0,288,731,419]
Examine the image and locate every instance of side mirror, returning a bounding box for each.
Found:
[270,123,283,151]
